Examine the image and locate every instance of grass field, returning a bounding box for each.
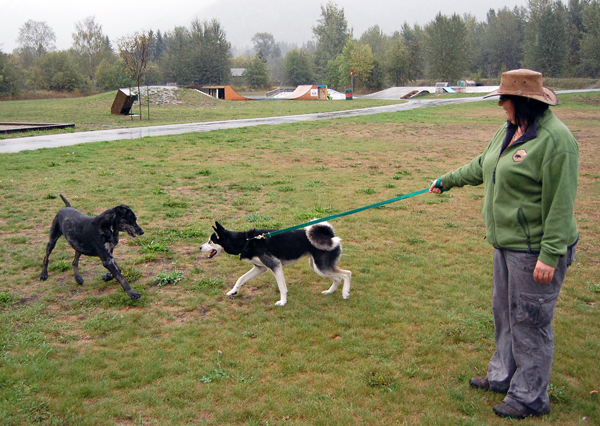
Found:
[0,92,599,425]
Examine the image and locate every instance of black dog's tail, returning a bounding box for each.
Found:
[306,222,341,251]
[59,194,71,207]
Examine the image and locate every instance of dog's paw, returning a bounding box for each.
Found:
[39,273,48,281]
[226,290,238,296]
[102,273,114,282]
[127,291,142,300]
[322,289,334,295]
[274,300,287,306]
[342,293,350,300]
[75,276,84,285]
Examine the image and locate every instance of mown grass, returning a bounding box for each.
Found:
[0,88,402,137]
[0,93,598,425]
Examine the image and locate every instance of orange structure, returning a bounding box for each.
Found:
[191,85,327,101]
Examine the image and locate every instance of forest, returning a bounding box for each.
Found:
[0,0,599,98]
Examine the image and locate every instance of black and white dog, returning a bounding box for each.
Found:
[200,221,351,306]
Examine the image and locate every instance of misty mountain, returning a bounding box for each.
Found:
[155,0,527,50]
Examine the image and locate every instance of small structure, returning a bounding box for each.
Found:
[111,89,137,115]
[457,80,476,87]
[435,82,449,94]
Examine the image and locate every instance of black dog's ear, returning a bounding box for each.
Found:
[96,210,117,235]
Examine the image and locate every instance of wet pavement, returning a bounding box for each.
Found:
[4,89,597,154]
[0,97,486,154]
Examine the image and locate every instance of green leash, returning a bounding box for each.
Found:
[257,182,446,240]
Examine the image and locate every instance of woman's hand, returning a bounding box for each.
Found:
[534,260,555,284]
[429,178,446,194]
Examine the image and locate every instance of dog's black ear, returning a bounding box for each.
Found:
[215,222,225,231]
[96,210,117,235]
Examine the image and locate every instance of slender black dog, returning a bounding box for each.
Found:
[40,195,144,299]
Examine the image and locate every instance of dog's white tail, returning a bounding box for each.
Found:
[306,222,340,251]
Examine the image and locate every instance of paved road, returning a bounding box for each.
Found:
[0,97,485,154]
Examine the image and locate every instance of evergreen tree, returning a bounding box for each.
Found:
[401,23,425,80]
[483,7,525,78]
[579,0,600,77]
[312,2,352,81]
[524,0,568,76]
[565,0,586,75]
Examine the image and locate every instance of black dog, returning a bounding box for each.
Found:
[40,195,144,299]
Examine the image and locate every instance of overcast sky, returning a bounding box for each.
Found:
[0,0,529,54]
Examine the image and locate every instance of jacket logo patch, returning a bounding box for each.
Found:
[513,149,527,162]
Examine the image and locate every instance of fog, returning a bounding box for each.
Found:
[0,0,528,53]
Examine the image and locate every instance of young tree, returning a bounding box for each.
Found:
[283,49,314,85]
[72,16,113,81]
[312,2,352,80]
[425,13,469,82]
[118,31,153,119]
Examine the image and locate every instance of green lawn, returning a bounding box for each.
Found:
[0,92,598,425]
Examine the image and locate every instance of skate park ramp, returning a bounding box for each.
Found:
[362,85,499,100]
[190,85,328,101]
[272,85,327,100]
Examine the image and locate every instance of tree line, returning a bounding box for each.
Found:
[1,0,599,98]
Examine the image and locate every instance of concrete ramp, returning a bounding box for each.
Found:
[361,86,435,100]
[362,85,500,100]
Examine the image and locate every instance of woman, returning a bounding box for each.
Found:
[430,69,579,419]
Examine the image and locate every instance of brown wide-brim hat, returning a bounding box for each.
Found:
[484,68,558,105]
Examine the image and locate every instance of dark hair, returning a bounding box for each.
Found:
[503,95,549,131]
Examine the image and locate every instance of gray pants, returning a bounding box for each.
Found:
[487,246,575,414]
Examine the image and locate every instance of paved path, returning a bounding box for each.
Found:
[2,89,597,154]
[0,97,484,154]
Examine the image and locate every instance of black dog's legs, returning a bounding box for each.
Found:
[102,248,115,281]
[72,252,84,285]
[40,219,62,281]
[101,256,140,299]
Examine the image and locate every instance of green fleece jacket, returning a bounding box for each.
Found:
[441,109,579,267]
